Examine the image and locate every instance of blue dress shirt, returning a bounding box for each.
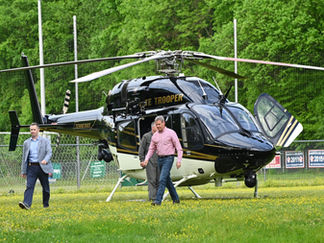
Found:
[29,137,39,162]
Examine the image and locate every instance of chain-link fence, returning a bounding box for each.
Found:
[259,140,324,185]
[0,132,119,194]
[1,132,323,193]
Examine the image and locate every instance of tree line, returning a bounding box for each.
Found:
[0,0,323,139]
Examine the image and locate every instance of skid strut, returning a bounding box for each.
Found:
[106,174,128,202]
[162,174,198,201]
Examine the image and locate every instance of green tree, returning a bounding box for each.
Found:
[0,0,323,140]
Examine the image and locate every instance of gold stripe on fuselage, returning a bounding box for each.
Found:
[117,148,138,155]
[115,147,216,161]
[184,150,218,160]
[204,144,228,149]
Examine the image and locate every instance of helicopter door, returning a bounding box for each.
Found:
[138,116,156,139]
[180,113,204,150]
[117,120,141,170]
[254,93,303,147]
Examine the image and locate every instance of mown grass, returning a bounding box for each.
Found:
[0,185,323,243]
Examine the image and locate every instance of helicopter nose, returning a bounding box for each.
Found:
[214,132,276,174]
[217,132,274,151]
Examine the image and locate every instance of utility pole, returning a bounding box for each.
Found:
[234,18,238,103]
[73,16,81,189]
[38,0,46,115]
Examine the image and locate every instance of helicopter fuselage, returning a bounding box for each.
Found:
[42,75,276,187]
[7,52,304,194]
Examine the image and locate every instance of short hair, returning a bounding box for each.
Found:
[151,122,156,128]
[155,115,165,123]
[30,122,39,128]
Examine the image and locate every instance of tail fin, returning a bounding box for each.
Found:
[21,54,43,124]
[8,111,20,151]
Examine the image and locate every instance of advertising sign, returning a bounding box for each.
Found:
[285,151,304,168]
[90,161,106,178]
[265,153,281,169]
[308,150,324,168]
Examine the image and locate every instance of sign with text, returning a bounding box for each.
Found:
[52,163,61,179]
[265,154,281,169]
[90,161,106,178]
[308,150,324,168]
[285,151,305,168]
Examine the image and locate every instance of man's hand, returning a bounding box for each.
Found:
[176,161,181,169]
[20,174,26,179]
[140,160,148,168]
[48,173,53,177]
[41,160,47,165]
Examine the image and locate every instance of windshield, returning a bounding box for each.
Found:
[177,78,221,103]
[192,104,239,138]
[226,104,260,132]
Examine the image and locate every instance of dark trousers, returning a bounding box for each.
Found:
[146,160,160,201]
[155,156,179,204]
[24,164,50,207]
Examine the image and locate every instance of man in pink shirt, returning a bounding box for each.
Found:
[141,115,183,205]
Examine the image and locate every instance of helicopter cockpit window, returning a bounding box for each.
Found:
[117,120,137,151]
[180,113,203,149]
[177,78,221,103]
[149,78,181,94]
[192,105,239,139]
[255,98,289,138]
[227,104,259,132]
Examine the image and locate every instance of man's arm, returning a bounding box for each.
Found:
[41,138,52,164]
[143,137,157,166]
[171,130,183,169]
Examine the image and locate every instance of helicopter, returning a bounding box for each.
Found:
[4,50,308,201]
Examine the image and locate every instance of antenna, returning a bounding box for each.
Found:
[212,77,223,95]
[197,79,208,100]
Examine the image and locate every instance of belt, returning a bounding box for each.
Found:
[28,162,40,166]
[158,155,173,158]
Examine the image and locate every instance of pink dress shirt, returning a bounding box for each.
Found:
[145,127,183,163]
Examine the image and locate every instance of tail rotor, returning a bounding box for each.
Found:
[55,90,71,147]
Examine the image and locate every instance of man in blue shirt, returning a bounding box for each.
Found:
[19,123,53,210]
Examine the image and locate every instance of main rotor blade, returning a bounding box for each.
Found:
[192,52,324,71]
[187,59,246,79]
[0,54,144,73]
[70,52,171,83]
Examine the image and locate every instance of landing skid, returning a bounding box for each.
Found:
[106,174,128,202]
[107,174,259,202]
[162,174,199,201]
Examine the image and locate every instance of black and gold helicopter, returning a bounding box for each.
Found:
[6,50,305,200]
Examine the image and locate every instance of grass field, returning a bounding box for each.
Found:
[0,185,323,243]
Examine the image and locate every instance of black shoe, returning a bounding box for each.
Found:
[19,202,30,210]
[173,200,180,204]
[151,202,161,206]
